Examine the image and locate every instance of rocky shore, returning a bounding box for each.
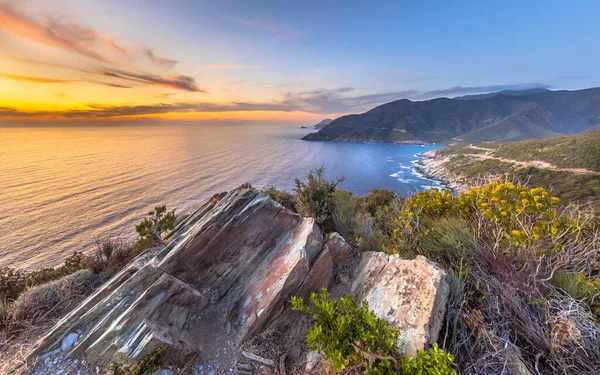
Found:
[412,149,466,193]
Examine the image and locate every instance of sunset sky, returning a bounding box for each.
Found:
[1,0,599,123]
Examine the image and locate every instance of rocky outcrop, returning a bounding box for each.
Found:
[24,188,332,374]
[351,252,449,357]
[19,187,452,375]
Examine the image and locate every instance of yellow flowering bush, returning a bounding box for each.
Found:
[387,181,586,257]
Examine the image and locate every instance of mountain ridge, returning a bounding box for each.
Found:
[303,87,600,143]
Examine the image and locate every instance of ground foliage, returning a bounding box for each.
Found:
[386,180,600,374]
[292,289,458,375]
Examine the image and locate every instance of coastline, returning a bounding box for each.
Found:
[411,149,466,193]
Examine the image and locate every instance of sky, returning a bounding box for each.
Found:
[1,0,599,123]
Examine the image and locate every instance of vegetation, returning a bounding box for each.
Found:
[109,346,170,375]
[292,289,457,375]
[294,166,345,231]
[385,181,600,374]
[434,131,600,214]
[487,130,600,172]
[260,185,297,212]
[135,205,176,245]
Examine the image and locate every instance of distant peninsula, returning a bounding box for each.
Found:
[303,87,600,144]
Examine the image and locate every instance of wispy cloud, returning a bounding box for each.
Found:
[0,3,186,79]
[199,64,263,70]
[100,68,204,92]
[225,16,307,39]
[0,74,72,84]
[144,48,178,69]
[0,3,112,62]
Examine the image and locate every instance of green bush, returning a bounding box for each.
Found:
[294,166,344,231]
[135,206,176,245]
[291,289,458,375]
[332,189,361,241]
[417,217,477,269]
[401,344,458,375]
[260,186,297,212]
[291,289,399,373]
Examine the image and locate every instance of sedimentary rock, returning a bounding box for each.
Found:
[24,188,331,373]
[351,252,449,357]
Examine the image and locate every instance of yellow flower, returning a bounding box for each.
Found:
[501,211,508,216]
[520,191,527,196]
[521,199,529,205]
[500,199,507,204]
[533,195,541,202]
[532,234,540,240]
[536,203,544,209]
[587,282,595,288]
[480,202,489,207]
[491,197,499,202]
[551,197,560,202]
[511,230,521,236]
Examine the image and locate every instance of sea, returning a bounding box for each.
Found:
[0,122,441,270]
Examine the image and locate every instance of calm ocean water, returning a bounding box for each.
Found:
[0,123,440,270]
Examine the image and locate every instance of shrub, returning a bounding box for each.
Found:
[109,346,170,375]
[87,237,144,275]
[291,289,400,373]
[416,217,477,269]
[294,166,345,231]
[291,289,458,375]
[388,181,594,260]
[551,271,600,302]
[7,269,107,327]
[135,206,176,245]
[260,186,297,212]
[401,344,458,375]
[332,189,361,241]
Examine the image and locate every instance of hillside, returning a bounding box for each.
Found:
[303,87,600,143]
[424,130,600,212]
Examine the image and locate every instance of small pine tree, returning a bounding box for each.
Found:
[135,206,176,245]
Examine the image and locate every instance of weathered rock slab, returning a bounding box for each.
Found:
[351,253,449,357]
[25,188,328,373]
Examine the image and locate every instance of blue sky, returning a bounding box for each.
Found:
[1,0,599,121]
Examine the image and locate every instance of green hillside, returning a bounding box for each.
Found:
[484,130,600,171]
[433,130,600,213]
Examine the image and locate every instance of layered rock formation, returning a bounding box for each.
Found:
[25,188,332,373]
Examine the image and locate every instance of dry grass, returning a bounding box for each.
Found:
[0,269,108,374]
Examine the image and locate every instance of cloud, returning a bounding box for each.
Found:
[0,74,72,83]
[106,37,127,55]
[144,48,178,69]
[0,3,111,61]
[225,16,307,39]
[0,3,181,72]
[100,68,203,92]
[200,64,263,70]
[0,82,554,119]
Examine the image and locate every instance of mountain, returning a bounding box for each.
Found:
[303,87,600,143]
[314,118,333,129]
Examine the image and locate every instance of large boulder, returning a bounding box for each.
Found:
[351,252,449,357]
[23,188,332,374]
